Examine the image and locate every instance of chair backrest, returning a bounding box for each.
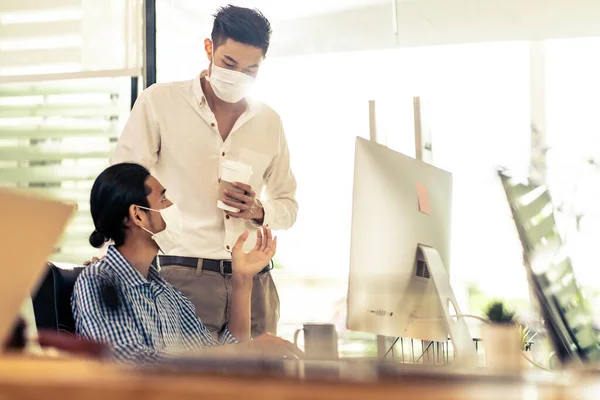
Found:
[32,263,84,334]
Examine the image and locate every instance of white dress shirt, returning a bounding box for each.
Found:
[111,74,298,259]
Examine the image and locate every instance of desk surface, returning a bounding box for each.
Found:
[0,355,598,400]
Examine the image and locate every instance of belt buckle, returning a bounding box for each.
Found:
[219,260,226,276]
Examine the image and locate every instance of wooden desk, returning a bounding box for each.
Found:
[0,355,594,400]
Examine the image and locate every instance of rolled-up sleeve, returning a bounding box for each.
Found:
[219,326,240,345]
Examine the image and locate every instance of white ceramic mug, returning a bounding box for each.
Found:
[293,323,339,360]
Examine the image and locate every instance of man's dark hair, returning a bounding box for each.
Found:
[89,163,151,248]
[211,5,272,55]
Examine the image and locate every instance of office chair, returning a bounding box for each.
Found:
[32,262,84,334]
[9,263,108,358]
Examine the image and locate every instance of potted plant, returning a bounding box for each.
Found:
[482,300,523,370]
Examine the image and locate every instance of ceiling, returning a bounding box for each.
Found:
[170,0,388,20]
[169,0,600,56]
[395,0,600,46]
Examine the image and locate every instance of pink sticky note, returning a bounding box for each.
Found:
[415,182,431,215]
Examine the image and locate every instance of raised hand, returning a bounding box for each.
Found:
[231,226,277,279]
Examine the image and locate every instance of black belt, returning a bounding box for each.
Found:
[157,256,273,276]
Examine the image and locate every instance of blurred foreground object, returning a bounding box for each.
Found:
[0,189,75,353]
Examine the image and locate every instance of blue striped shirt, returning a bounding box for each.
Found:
[71,246,237,363]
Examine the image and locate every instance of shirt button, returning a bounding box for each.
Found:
[222,152,225,156]
[218,178,221,183]
[225,215,230,220]
[211,123,215,127]
[226,245,230,250]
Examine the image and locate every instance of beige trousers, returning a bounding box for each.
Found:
[160,265,280,338]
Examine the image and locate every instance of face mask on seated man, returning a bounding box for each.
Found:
[72,162,301,364]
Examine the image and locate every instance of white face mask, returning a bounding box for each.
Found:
[206,62,255,103]
[137,204,182,254]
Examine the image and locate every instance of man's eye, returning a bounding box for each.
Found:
[224,62,234,68]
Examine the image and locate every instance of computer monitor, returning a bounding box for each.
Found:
[346,137,454,342]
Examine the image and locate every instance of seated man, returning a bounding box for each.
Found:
[72,163,298,363]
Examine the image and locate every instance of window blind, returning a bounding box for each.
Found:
[0,0,141,263]
[0,77,131,263]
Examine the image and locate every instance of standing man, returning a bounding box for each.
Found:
[110,5,297,338]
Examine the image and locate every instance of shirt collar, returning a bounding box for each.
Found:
[192,71,257,111]
[105,246,161,287]
[192,72,208,108]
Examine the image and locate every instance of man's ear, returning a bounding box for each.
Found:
[204,38,213,61]
[128,204,144,228]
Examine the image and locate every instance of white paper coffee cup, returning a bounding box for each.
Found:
[217,160,253,212]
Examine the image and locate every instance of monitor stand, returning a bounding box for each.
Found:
[378,245,478,368]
